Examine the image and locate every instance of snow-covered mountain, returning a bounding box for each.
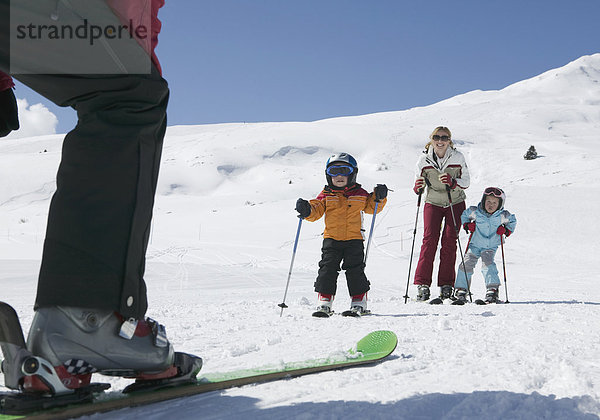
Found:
[1,54,599,419]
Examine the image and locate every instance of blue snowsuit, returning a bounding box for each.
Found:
[454,203,517,290]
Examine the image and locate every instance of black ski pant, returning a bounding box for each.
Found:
[0,1,168,319]
[314,239,370,297]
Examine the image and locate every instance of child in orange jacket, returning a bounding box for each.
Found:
[295,153,387,317]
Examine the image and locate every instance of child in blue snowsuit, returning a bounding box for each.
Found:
[454,187,517,303]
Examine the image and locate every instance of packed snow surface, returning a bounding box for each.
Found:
[1,54,600,419]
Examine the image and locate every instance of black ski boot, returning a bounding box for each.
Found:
[441,285,454,300]
[484,287,499,303]
[430,285,455,305]
[416,285,430,302]
[451,288,468,305]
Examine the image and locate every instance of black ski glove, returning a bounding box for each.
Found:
[0,88,19,138]
[295,198,311,219]
[374,184,388,201]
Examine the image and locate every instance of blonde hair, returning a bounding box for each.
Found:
[424,126,454,151]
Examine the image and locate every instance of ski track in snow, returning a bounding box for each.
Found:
[1,54,600,419]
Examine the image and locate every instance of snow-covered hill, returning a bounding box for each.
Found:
[1,54,599,419]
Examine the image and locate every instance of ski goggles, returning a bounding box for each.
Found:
[484,187,504,197]
[326,165,354,177]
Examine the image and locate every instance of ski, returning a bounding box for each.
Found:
[0,306,397,419]
[474,299,505,305]
[0,383,110,417]
[341,308,371,317]
[430,296,458,305]
[311,309,333,318]
[452,299,505,305]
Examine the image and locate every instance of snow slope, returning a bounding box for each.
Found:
[1,54,600,419]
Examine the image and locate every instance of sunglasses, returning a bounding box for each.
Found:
[326,165,354,177]
[484,187,504,197]
[432,135,450,141]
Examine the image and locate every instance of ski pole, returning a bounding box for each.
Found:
[363,200,379,265]
[278,216,303,317]
[446,186,472,302]
[454,230,475,295]
[500,234,509,303]
[464,230,474,254]
[404,191,423,304]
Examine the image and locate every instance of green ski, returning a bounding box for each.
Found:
[1,330,397,419]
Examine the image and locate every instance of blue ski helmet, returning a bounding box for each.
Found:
[325,153,358,188]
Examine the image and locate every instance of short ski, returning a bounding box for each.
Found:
[311,309,333,318]
[341,308,371,317]
[0,312,397,419]
[452,299,505,305]
[474,299,505,305]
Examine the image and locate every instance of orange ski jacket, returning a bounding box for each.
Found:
[305,184,386,241]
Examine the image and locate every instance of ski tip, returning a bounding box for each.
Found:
[356,330,398,357]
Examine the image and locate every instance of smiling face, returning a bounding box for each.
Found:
[432,129,451,157]
[484,196,501,214]
[331,175,348,188]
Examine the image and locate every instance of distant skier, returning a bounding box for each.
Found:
[412,126,470,302]
[295,153,388,317]
[0,0,201,396]
[454,187,517,304]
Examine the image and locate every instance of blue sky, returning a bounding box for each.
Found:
[14,0,600,134]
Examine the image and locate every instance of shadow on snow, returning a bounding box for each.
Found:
[509,300,600,306]
[126,390,599,420]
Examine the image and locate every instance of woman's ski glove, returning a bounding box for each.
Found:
[0,88,19,138]
[295,198,311,219]
[463,222,476,233]
[413,177,425,194]
[374,184,388,201]
[496,225,512,237]
[438,173,457,189]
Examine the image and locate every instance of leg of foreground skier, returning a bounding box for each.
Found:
[0,0,201,394]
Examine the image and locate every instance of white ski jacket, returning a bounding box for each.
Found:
[415,146,470,207]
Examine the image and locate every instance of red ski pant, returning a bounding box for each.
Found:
[414,201,465,287]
